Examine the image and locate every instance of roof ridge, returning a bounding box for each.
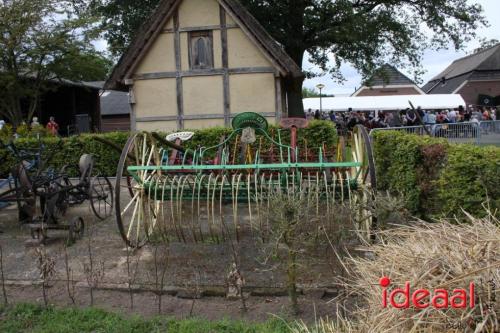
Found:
[429,43,500,82]
[450,42,500,64]
[363,63,416,86]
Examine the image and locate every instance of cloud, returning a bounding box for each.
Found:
[304,0,500,94]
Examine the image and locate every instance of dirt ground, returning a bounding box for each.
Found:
[0,181,358,322]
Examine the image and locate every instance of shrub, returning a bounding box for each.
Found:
[437,144,500,217]
[372,131,500,218]
[0,120,338,178]
[0,132,129,178]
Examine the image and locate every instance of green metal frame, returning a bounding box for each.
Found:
[126,126,364,198]
[129,127,361,171]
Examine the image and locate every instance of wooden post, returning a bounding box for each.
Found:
[174,10,184,130]
[220,5,231,126]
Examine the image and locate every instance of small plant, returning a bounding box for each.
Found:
[125,246,140,309]
[151,244,169,315]
[83,227,105,306]
[0,123,14,143]
[265,186,322,315]
[35,246,56,307]
[63,245,77,305]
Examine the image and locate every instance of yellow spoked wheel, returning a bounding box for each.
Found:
[350,125,377,241]
[115,133,161,248]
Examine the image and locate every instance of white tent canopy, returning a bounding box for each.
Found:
[303,94,466,112]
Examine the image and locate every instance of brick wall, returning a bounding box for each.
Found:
[356,86,423,96]
[458,80,500,106]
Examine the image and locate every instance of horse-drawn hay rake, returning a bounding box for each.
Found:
[115,113,376,248]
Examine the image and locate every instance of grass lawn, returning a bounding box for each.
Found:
[0,304,293,333]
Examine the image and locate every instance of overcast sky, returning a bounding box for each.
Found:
[303,0,500,96]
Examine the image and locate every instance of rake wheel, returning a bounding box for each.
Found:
[115,133,161,248]
[350,125,377,241]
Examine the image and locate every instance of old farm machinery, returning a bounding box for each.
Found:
[0,140,113,243]
[115,113,376,248]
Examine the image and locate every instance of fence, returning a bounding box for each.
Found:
[370,121,500,145]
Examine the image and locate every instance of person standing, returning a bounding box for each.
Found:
[31,117,40,127]
[483,108,491,121]
[329,111,336,122]
[314,110,321,120]
[449,109,457,123]
[46,116,59,136]
[406,108,417,126]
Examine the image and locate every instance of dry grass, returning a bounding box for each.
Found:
[296,212,499,333]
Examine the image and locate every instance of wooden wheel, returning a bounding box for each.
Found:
[350,125,377,241]
[350,125,376,188]
[90,174,113,220]
[115,133,161,248]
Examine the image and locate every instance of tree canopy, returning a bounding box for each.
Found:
[0,0,112,126]
[93,0,487,117]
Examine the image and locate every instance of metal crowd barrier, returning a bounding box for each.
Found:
[432,122,480,144]
[369,121,500,146]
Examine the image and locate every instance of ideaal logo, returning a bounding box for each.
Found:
[380,277,475,309]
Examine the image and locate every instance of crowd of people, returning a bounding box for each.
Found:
[306,105,499,133]
[0,116,59,137]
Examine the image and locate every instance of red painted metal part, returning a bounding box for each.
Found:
[280,118,309,162]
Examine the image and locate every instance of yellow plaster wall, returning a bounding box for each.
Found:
[227,28,272,68]
[136,121,178,133]
[135,33,176,74]
[226,12,236,25]
[130,0,283,131]
[178,0,220,28]
[183,76,224,115]
[164,16,173,30]
[134,79,177,118]
[213,30,222,69]
[180,32,189,71]
[184,119,224,129]
[230,73,275,114]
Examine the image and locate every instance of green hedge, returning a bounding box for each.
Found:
[0,132,130,178]
[372,131,500,218]
[0,120,337,178]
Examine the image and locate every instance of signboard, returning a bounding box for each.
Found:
[232,112,268,132]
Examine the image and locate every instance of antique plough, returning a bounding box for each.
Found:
[115,113,376,248]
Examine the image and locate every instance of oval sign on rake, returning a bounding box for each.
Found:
[232,112,269,132]
[166,132,195,142]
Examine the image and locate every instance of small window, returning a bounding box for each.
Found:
[189,31,214,70]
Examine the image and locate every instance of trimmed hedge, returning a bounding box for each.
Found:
[372,131,500,218]
[0,132,130,178]
[0,120,338,178]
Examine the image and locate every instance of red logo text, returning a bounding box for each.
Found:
[380,277,475,309]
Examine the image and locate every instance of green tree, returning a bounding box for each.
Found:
[0,0,111,126]
[94,0,486,117]
[302,87,320,98]
[302,87,335,98]
[92,0,160,58]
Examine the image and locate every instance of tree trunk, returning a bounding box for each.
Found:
[284,75,305,118]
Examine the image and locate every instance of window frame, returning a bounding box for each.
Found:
[188,30,214,70]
